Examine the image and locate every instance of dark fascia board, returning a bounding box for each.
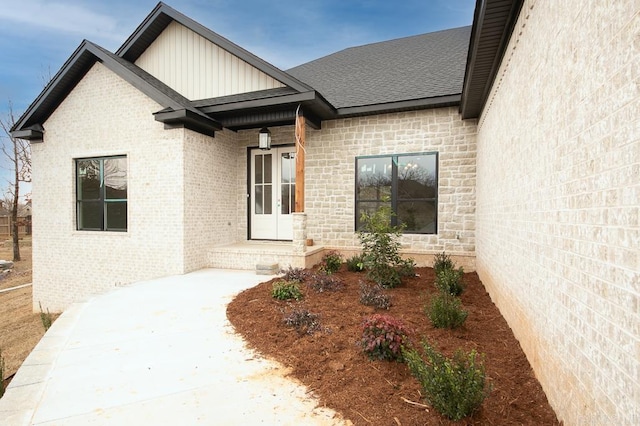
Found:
[336,94,461,118]
[154,108,220,135]
[11,39,220,137]
[116,2,313,94]
[11,40,94,134]
[200,91,335,118]
[460,0,524,119]
[12,124,44,141]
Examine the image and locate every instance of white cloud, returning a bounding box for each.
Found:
[0,0,124,43]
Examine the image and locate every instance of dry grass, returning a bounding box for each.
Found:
[0,238,53,387]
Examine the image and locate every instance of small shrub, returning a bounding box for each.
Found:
[359,281,391,310]
[360,314,409,362]
[403,341,490,421]
[280,266,309,283]
[368,263,402,288]
[433,251,454,275]
[319,250,343,274]
[39,302,53,331]
[435,267,465,296]
[271,280,303,301]
[397,258,417,278]
[427,292,468,329]
[283,308,321,336]
[307,273,344,293]
[346,254,365,272]
[0,347,5,398]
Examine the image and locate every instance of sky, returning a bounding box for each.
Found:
[0,0,476,193]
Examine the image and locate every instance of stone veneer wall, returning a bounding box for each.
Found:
[475,1,639,424]
[32,63,189,311]
[234,107,478,268]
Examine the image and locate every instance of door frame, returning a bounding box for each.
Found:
[246,144,296,241]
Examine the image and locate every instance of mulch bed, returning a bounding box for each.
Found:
[227,266,560,425]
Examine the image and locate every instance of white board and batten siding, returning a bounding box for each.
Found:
[135,21,285,101]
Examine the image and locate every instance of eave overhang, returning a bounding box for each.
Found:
[196,90,336,131]
[336,94,461,119]
[460,0,524,119]
[11,124,44,141]
[154,108,222,135]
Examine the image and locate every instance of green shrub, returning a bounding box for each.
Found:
[360,314,409,362]
[357,203,415,288]
[319,250,343,274]
[283,308,321,336]
[280,266,309,283]
[307,273,344,293]
[397,258,417,278]
[359,281,392,310]
[435,267,465,296]
[368,262,402,288]
[427,292,468,329]
[403,341,490,421]
[271,280,303,301]
[39,302,53,331]
[433,251,454,275]
[346,254,365,272]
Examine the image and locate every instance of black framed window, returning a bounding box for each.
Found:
[76,156,127,231]
[355,153,437,234]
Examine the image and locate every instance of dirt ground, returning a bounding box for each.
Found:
[0,239,54,391]
[228,265,561,425]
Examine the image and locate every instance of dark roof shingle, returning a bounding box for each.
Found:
[287,26,471,110]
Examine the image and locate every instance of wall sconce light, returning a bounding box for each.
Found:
[259,127,271,150]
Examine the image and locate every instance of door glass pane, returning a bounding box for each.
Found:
[77,159,101,200]
[397,155,436,199]
[264,185,272,214]
[105,157,127,199]
[255,155,263,183]
[357,157,392,201]
[255,186,263,214]
[397,200,436,233]
[264,154,272,183]
[281,184,290,215]
[281,152,295,215]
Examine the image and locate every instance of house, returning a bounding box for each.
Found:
[11,0,639,424]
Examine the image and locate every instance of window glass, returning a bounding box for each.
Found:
[77,159,101,200]
[76,156,127,231]
[357,157,392,200]
[104,158,127,199]
[355,153,438,234]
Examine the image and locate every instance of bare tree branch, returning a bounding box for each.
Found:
[0,100,32,261]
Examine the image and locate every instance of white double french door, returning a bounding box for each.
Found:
[250,146,296,240]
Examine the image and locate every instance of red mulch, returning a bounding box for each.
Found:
[227,266,560,425]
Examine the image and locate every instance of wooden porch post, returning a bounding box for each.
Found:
[295,108,305,212]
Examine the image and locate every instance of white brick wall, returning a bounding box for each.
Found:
[475,1,640,424]
[182,129,238,271]
[33,63,188,311]
[233,108,478,268]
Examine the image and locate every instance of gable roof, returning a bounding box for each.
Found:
[288,26,471,115]
[11,2,495,139]
[117,2,312,94]
[11,39,221,139]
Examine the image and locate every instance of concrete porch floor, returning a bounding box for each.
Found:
[208,241,326,271]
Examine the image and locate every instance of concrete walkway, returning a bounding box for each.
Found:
[0,269,348,425]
